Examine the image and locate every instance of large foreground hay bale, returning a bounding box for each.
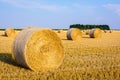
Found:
[89,28,102,38]
[4,28,16,37]
[67,28,82,40]
[13,28,64,72]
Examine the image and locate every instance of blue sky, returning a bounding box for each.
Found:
[0,0,120,29]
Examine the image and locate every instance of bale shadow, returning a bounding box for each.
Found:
[0,53,18,67]
[0,53,33,71]
[0,34,7,37]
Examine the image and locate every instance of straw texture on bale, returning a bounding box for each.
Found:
[13,28,64,71]
[4,28,16,37]
[67,28,82,40]
[89,28,102,38]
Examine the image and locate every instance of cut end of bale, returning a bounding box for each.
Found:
[89,28,102,38]
[4,28,16,38]
[13,27,64,72]
[67,28,82,40]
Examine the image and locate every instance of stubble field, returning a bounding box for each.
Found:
[0,30,120,80]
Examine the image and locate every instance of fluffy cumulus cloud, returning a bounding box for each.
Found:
[103,4,120,16]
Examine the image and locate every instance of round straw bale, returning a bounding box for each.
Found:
[109,30,112,33]
[57,30,64,33]
[13,28,64,72]
[25,26,38,29]
[82,30,85,32]
[89,28,102,38]
[85,29,91,35]
[4,28,16,37]
[103,30,107,33]
[67,28,82,40]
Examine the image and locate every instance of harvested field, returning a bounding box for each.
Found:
[0,30,120,79]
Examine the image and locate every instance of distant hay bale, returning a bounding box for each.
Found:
[67,28,82,40]
[85,29,90,35]
[25,26,49,30]
[57,30,64,33]
[103,30,112,33]
[89,28,102,38]
[4,28,16,37]
[25,26,38,29]
[103,30,107,33]
[109,30,112,33]
[13,28,64,72]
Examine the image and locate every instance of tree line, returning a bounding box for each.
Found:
[70,24,110,30]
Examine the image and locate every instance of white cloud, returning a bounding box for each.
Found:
[103,4,120,16]
[0,0,67,11]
